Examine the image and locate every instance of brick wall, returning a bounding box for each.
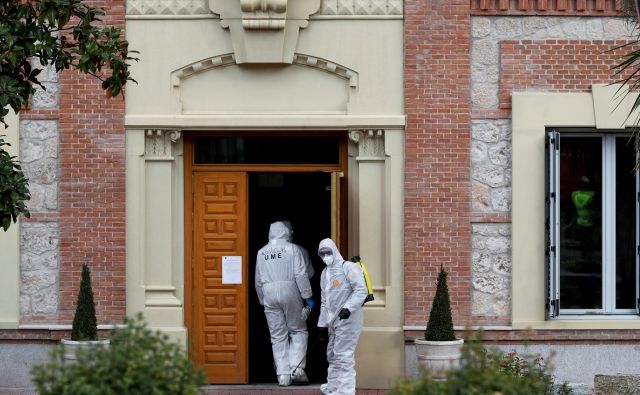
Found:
[404,0,472,327]
[500,39,637,110]
[471,0,622,15]
[57,0,127,324]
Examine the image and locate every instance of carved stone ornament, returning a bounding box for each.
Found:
[209,0,320,63]
[349,129,385,158]
[144,129,182,159]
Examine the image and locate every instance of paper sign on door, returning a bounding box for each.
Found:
[222,256,242,284]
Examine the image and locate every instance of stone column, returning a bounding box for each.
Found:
[143,130,183,308]
[127,129,185,342]
[349,129,405,388]
[349,129,387,292]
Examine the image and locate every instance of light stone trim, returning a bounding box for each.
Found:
[171,53,358,88]
[469,16,631,213]
[293,54,358,88]
[239,0,287,30]
[144,129,182,160]
[171,54,235,87]
[471,119,511,212]
[126,114,405,130]
[210,0,319,63]
[321,0,402,15]
[470,16,631,112]
[30,61,59,109]
[20,120,59,212]
[348,129,390,306]
[470,16,632,318]
[349,129,385,158]
[127,0,210,15]
[511,87,640,330]
[20,223,60,316]
[471,223,511,317]
[127,0,402,15]
[0,109,20,329]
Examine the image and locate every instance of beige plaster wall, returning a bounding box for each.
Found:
[125,10,404,388]
[0,109,20,329]
[125,19,403,120]
[512,84,640,330]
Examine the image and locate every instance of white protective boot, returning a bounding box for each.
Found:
[291,368,308,384]
[278,374,292,386]
[320,382,331,395]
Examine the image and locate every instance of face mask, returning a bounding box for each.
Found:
[321,255,334,265]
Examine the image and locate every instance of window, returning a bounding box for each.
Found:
[546,131,639,317]
[194,136,341,165]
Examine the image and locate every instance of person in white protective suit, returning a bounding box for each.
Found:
[255,221,316,386]
[281,220,315,279]
[317,238,368,395]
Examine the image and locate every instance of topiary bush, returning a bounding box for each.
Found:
[424,267,456,341]
[392,335,573,395]
[32,314,206,395]
[71,264,98,341]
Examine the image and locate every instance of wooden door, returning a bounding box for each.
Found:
[193,172,248,383]
[330,171,344,250]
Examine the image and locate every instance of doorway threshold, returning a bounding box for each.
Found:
[201,386,388,395]
[201,384,321,394]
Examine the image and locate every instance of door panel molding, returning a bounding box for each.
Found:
[192,172,248,383]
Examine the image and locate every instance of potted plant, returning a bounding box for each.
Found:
[414,267,464,379]
[61,264,109,361]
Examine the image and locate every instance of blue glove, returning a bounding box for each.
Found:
[305,298,315,310]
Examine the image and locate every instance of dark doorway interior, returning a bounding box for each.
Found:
[248,172,331,384]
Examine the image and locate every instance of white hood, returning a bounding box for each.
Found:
[317,238,345,266]
[268,221,291,242]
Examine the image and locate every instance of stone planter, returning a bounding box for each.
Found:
[61,339,110,362]
[414,338,464,380]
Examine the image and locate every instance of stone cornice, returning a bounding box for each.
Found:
[127,0,403,15]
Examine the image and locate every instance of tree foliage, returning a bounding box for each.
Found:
[0,135,30,231]
[71,264,98,341]
[0,0,137,231]
[424,267,456,341]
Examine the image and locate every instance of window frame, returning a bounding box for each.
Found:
[512,86,640,329]
[546,130,639,317]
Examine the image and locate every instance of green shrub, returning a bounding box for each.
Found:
[392,337,573,395]
[0,135,30,231]
[32,314,206,395]
[71,264,98,341]
[424,267,456,341]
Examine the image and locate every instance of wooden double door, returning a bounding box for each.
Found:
[187,168,345,383]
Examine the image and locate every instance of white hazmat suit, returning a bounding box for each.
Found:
[255,222,313,386]
[282,220,315,279]
[317,238,368,395]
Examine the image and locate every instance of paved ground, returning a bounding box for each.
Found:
[0,389,37,395]
[0,386,388,395]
